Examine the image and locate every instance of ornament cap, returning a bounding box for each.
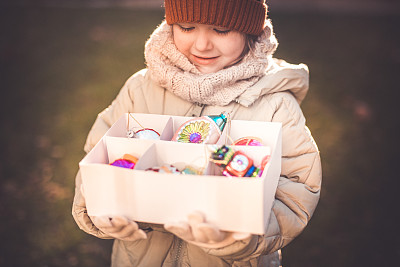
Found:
[207,112,227,133]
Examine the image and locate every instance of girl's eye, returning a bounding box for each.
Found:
[178,25,195,32]
[214,29,231,35]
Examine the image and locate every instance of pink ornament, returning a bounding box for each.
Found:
[232,136,264,146]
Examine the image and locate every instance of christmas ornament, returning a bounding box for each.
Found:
[127,128,160,140]
[126,113,160,140]
[110,154,138,169]
[181,165,204,175]
[145,164,180,174]
[171,112,227,144]
[210,145,260,178]
[232,136,264,146]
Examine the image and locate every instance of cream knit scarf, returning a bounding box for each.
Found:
[144,21,277,106]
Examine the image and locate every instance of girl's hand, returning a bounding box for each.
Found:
[90,215,147,242]
[164,211,252,248]
[80,185,147,241]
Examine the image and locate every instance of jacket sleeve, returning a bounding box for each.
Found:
[84,71,146,152]
[71,71,145,238]
[202,92,322,261]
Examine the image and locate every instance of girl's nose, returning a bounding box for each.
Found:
[194,31,213,51]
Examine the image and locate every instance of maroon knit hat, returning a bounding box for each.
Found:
[164,0,268,35]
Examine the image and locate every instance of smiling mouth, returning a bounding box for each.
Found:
[194,55,218,59]
[192,55,219,65]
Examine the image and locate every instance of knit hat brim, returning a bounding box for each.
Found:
[164,0,267,35]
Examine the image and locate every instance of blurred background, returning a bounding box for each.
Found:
[0,0,399,266]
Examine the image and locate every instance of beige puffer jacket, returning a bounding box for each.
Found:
[72,58,322,267]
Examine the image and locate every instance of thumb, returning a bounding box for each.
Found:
[164,221,194,241]
[197,223,226,242]
[232,232,252,241]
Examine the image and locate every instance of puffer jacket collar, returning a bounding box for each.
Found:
[236,58,309,107]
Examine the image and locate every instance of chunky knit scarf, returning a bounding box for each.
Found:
[144,21,277,106]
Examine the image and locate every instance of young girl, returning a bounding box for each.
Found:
[72,0,322,266]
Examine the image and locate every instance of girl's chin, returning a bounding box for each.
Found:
[195,65,223,74]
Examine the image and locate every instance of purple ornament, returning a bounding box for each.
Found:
[110,159,136,169]
[189,132,202,143]
[110,154,138,169]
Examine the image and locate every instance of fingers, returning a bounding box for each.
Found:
[122,229,147,241]
[92,215,147,241]
[188,211,205,225]
[198,223,226,242]
[164,221,194,241]
[188,211,208,243]
[115,224,147,241]
[108,216,130,233]
[92,216,113,229]
[232,232,252,241]
[109,220,138,237]
[188,211,226,243]
[165,211,252,247]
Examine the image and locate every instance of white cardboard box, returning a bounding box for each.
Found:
[79,113,282,234]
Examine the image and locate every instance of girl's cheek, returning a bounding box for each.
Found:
[173,34,189,54]
[174,38,188,54]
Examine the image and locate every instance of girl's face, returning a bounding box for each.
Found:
[172,23,246,74]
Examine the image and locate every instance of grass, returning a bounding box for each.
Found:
[0,5,399,267]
